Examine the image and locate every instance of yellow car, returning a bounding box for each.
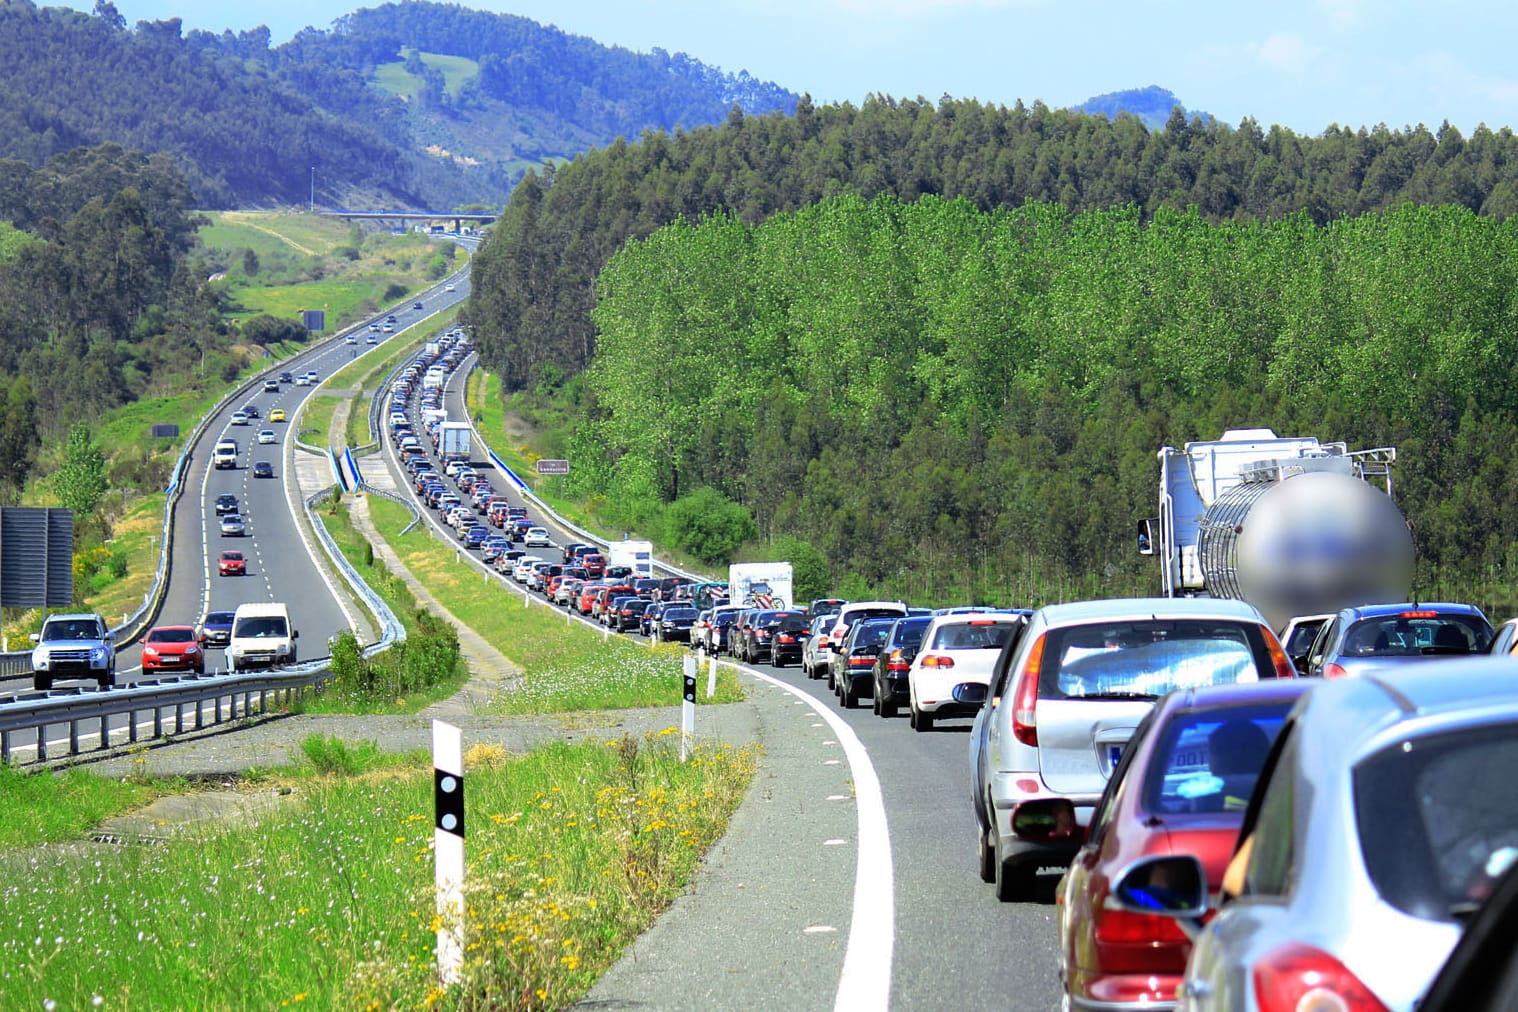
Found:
[270,408,287,423]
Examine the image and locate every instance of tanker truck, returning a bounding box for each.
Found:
[1139,428,1414,633]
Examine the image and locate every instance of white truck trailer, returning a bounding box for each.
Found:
[727,562,794,609]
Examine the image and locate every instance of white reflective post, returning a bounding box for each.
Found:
[433,720,465,985]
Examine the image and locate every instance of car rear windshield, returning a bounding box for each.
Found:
[1356,723,1518,922]
[1040,619,1273,700]
[851,620,896,650]
[928,620,1018,651]
[1341,614,1493,656]
[1143,703,1293,815]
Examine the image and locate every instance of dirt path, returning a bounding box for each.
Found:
[221,211,320,256]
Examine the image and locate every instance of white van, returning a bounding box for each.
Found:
[226,602,298,670]
[213,439,238,469]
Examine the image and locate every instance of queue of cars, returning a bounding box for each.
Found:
[377,326,1518,1010]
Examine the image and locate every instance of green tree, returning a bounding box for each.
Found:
[54,423,106,519]
[662,487,756,565]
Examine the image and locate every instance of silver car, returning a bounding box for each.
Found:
[1109,658,1518,1011]
[968,597,1292,901]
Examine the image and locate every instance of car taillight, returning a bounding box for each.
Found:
[1252,942,1389,1012]
[850,655,873,667]
[887,650,911,673]
[921,654,954,668]
[1092,906,1190,946]
[1265,630,1296,679]
[1012,633,1046,747]
[1323,662,1349,679]
[778,634,796,644]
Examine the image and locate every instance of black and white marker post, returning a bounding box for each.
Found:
[434,720,465,986]
[681,653,697,761]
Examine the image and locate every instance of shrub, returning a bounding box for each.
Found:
[662,487,756,566]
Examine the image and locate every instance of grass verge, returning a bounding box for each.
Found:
[309,498,470,714]
[0,732,757,1009]
[0,763,178,848]
[364,495,744,712]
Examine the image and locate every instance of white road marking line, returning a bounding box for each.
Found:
[736,665,894,1012]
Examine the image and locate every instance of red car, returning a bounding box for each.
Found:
[1054,679,1313,1011]
[217,550,246,576]
[141,624,206,675]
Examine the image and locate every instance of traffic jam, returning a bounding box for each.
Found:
[390,351,1518,1011]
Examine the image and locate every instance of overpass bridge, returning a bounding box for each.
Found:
[320,209,496,233]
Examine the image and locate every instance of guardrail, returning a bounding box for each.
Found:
[0,668,328,764]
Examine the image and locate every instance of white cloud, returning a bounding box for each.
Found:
[1251,33,1321,73]
[1316,0,1363,30]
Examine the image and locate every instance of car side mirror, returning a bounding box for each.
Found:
[292,630,299,639]
[1137,518,1157,556]
[28,632,39,642]
[1107,854,1208,936]
[952,682,988,707]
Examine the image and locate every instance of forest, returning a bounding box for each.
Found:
[0,144,241,501]
[0,0,795,209]
[556,195,1518,611]
[465,94,1518,390]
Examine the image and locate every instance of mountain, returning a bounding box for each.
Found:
[0,0,797,209]
[1073,85,1210,129]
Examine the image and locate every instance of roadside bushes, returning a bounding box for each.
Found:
[323,610,462,708]
[661,487,755,565]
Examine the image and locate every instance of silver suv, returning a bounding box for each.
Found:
[967,597,1293,900]
[30,612,116,690]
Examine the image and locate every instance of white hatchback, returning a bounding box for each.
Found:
[512,555,543,583]
[907,613,1024,731]
[523,526,551,547]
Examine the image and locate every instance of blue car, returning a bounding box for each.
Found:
[463,525,490,549]
[1304,602,1494,678]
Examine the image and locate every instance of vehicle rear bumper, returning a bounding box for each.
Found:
[1068,973,1181,1011]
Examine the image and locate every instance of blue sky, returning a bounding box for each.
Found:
[68,0,1518,135]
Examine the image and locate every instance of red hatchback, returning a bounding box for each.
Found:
[217,550,246,576]
[1055,679,1313,1012]
[141,624,206,675]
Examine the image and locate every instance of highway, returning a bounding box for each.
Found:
[0,253,472,694]
[377,351,1066,1008]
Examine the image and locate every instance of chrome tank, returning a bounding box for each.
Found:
[1197,471,1414,632]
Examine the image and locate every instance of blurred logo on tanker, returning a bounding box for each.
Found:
[1236,472,1414,630]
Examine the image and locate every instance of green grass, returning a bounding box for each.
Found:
[0,763,175,848]
[364,496,745,712]
[307,500,470,715]
[297,394,342,451]
[0,735,756,1009]
[84,493,167,629]
[199,211,356,258]
[373,50,480,99]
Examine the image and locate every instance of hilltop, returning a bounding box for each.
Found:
[0,0,797,208]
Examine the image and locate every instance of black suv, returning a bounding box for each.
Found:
[213,493,239,515]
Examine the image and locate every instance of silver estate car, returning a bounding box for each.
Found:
[1109,657,1518,1011]
[968,597,1293,901]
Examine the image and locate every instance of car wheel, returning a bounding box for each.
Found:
[978,822,997,883]
[842,678,858,708]
[827,667,836,691]
[773,653,784,668]
[871,693,881,716]
[993,833,1034,902]
[911,704,933,732]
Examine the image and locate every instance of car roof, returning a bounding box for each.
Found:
[1295,658,1518,759]
[1034,596,1269,626]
